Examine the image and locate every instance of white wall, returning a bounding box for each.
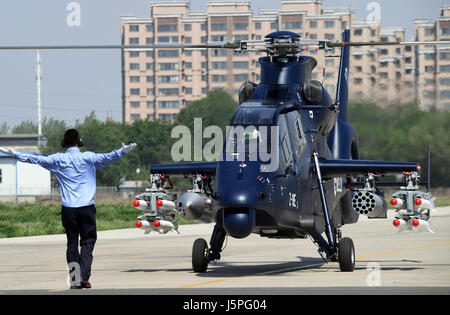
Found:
[0,157,17,196]
[17,161,51,195]
[0,157,51,196]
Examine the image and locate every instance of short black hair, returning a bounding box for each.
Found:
[61,129,83,148]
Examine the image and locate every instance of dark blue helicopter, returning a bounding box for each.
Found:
[148,30,425,272]
[1,29,438,273]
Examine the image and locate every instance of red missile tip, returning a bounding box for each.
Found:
[133,200,140,207]
[135,221,142,228]
[156,200,163,207]
[154,220,160,228]
[415,198,422,206]
[391,198,398,206]
[412,219,420,227]
[393,219,400,227]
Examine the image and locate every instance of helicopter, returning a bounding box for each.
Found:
[0,29,445,273]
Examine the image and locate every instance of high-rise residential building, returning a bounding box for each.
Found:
[414,5,450,110]
[120,0,449,123]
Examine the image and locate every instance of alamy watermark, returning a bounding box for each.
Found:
[66,2,81,27]
[366,262,382,286]
[171,118,280,172]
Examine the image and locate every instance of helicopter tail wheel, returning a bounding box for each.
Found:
[192,238,209,273]
[338,237,355,272]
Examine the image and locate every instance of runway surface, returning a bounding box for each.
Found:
[0,207,449,295]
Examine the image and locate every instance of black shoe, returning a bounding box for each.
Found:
[80,280,92,289]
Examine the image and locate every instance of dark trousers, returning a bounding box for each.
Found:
[61,205,97,282]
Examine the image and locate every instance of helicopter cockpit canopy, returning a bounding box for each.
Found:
[230,103,278,126]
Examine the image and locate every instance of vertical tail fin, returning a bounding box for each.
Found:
[335,29,351,122]
[327,29,359,160]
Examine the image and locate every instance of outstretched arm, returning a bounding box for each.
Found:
[92,143,137,169]
[0,147,58,171]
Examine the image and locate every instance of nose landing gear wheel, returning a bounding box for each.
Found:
[192,238,209,273]
[338,237,355,272]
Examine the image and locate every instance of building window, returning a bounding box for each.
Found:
[130,114,141,121]
[310,21,317,28]
[158,88,179,97]
[184,37,192,44]
[440,78,450,85]
[425,65,435,72]
[211,23,227,31]
[441,28,450,36]
[282,22,302,29]
[185,88,192,94]
[130,63,139,70]
[255,22,261,30]
[146,63,154,70]
[129,25,139,32]
[158,24,178,32]
[270,22,278,30]
[158,63,179,70]
[234,23,248,30]
[130,101,140,108]
[184,24,192,31]
[159,114,177,121]
[147,114,155,121]
[146,24,154,32]
[211,49,227,57]
[440,65,450,72]
[159,101,179,108]
[158,50,179,58]
[233,34,248,41]
[129,51,140,57]
[440,52,450,60]
[212,61,227,69]
[324,21,335,28]
[233,61,248,69]
[354,29,362,36]
[129,38,139,45]
[146,51,154,58]
[147,101,155,109]
[146,76,154,83]
[234,73,249,82]
[130,76,140,83]
[158,75,179,83]
[211,35,226,42]
[130,88,140,95]
[212,74,227,82]
[158,36,179,43]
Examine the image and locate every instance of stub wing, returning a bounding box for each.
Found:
[318,158,419,179]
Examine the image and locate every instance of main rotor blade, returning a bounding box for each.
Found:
[327,40,450,48]
[0,43,241,51]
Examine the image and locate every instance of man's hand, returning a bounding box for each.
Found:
[0,147,16,156]
[121,143,137,154]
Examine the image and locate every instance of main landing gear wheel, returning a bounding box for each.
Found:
[338,237,355,272]
[192,238,209,273]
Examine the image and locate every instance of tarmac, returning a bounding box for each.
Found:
[0,207,449,295]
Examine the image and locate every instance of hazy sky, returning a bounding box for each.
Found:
[0,0,444,129]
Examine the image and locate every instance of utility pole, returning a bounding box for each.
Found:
[36,51,42,136]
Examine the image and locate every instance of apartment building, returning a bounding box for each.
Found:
[120,0,449,123]
[414,5,450,110]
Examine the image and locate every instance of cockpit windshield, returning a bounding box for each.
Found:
[230,103,278,126]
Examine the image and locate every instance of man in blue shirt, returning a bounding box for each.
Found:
[0,129,136,289]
